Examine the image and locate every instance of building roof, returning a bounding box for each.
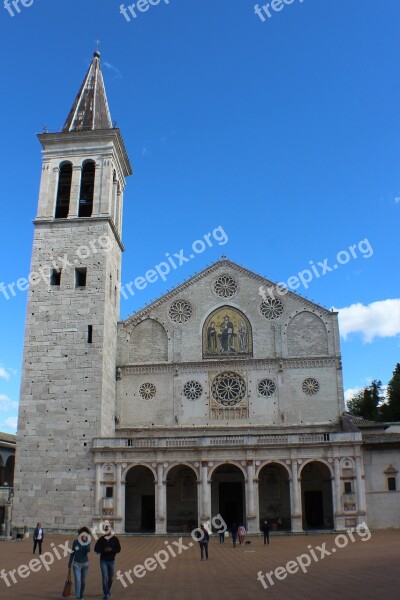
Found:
[0,432,16,445]
[363,433,400,445]
[342,413,384,430]
[62,51,113,132]
[121,257,333,327]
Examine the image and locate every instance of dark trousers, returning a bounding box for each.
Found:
[219,532,225,543]
[200,542,208,559]
[100,560,115,597]
[264,532,270,545]
[33,539,43,555]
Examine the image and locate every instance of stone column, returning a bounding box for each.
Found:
[156,463,167,534]
[355,456,367,521]
[68,165,82,218]
[36,161,51,218]
[45,166,60,218]
[290,461,303,532]
[114,463,122,533]
[94,463,102,516]
[332,457,345,530]
[246,461,258,533]
[201,462,211,522]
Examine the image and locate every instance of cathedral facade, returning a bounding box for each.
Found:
[12,53,399,534]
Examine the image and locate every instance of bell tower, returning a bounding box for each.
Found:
[12,52,132,531]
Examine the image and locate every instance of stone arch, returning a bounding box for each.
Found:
[122,463,156,483]
[166,464,199,533]
[165,462,199,481]
[203,306,253,358]
[129,318,168,363]
[299,458,334,478]
[287,312,328,357]
[125,465,156,533]
[300,460,334,530]
[55,161,73,218]
[256,460,291,479]
[258,462,291,531]
[209,461,247,480]
[211,463,246,529]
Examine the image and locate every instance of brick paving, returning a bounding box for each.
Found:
[0,530,399,599]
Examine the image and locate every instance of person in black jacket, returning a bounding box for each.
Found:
[194,524,210,560]
[32,523,44,555]
[262,520,271,545]
[94,525,121,600]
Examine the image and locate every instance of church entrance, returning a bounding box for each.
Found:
[167,465,198,533]
[125,466,155,533]
[258,463,291,531]
[211,464,245,530]
[301,462,334,530]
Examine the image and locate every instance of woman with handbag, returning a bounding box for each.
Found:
[67,526,91,600]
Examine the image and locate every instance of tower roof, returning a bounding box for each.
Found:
[62,51,113,132]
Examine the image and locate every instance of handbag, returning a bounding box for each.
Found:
[62,568,72,597]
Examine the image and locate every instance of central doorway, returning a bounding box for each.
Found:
[211,464,245,529]
[125,466,155,533]
[301,461,334,530]
[166,465,198,533]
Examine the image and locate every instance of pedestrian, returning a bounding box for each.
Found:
[262,520,271,545]
[68,526,91,600]
[230,523,238,548]
[94,524,121,600]
[238,524,246,545]
[195,524,210,560]
[32,522,44,555]
[219,527,225,543]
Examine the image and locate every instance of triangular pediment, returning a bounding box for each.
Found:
[121,257,332,327]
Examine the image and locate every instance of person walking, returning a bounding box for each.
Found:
[238,524,246,546]
[219,527,225,544]
[68,527,91,600]
[94,524,121,600]
[262,520,271,545]
[32,523,44,556]
[195,524,210,560]
[230,523,238,548]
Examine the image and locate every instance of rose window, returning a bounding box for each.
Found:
[214,275,238,298]
[260,298,284,320]
[302,378,320,395]
[183,381,203,400]
[211,371,246,406]
[168,300,193,324]
[139,382,156,400]
[258,378,276,397]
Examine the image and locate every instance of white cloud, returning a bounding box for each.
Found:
[0,395,18,412]
[103,62,122,80]
[0,367,9,380]
[2,417,17,432]
[0,365,17,380]
[344,387,362,402]
[335,299,400,343]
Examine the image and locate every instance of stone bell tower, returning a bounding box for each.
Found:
[12,52,132,531]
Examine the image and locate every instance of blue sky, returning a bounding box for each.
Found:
[0,0,399,432]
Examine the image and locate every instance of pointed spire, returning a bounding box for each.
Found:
[62,51,113,132]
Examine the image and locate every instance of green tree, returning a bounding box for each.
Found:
[347,380,383,421]
[385,363,400,421]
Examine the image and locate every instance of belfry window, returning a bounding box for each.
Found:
[55,162,72,219]
[78,160,95,217]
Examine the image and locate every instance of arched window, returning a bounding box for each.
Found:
[55,162,72,218]
[79,160,95,217]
